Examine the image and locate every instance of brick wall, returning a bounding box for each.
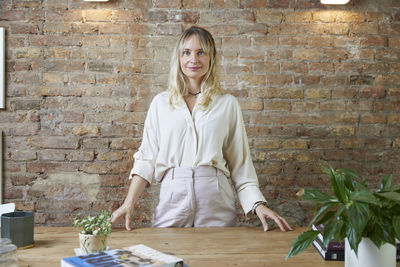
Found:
[1,0,399,227]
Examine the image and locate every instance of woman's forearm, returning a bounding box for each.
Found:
[123,175,149,208]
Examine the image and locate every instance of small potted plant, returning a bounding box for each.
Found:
[73,210,112,254]
[286,167,400,267]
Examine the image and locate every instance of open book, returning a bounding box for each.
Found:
[61,244,184,267]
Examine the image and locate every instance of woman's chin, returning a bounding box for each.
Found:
[184,74,206,81]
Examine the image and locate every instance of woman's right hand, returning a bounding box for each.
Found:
[110,175,149,231]
[111,203,134,231]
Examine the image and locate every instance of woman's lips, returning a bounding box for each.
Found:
[188,67,201,71]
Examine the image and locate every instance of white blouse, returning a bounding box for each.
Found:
[129,91,267,214]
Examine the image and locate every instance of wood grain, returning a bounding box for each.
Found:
[17,226,389,267]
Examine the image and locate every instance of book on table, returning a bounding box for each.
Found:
[312,234,344,261]
[311,223,344,261]
[312,224,400,261]
[61,244,185,267]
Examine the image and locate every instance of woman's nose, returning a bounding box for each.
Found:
[190,53,198,62]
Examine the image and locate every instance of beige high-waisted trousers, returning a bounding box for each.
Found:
[153,166,237,227]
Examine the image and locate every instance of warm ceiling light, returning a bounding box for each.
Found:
[321,0,350,4]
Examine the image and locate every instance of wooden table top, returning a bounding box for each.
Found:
[17,226,351,267]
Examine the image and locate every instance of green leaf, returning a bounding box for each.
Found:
[322,220,344,248]
[338,168,358,191]
[338,168,359,178]
[368,224,385,248]
[350,190,380,206]
[321,166,332,176]
[376,192,400,202]
[378,174,392,192]
[334,204,346,218]
[315,211,335,226]
[381,218,396,246]
[346,224,361,255]
[348,202,370,236]
[354,181,369,192]
[390,185,400,192]
[333,221,346,242]
[328,167,347,203]
[73,210,112,237]
[392,216,400,241]
[308,202,337,227]
[301,188,334,202]
[286,230,319,260]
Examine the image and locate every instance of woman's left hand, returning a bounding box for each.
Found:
[255,204,293,232]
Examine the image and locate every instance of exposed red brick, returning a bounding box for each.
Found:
[156,0,182,8]
[395,12,400,21]
[267,0,294,8]
[0,10,25,21]
[2,0,399,227]
[211,0,239,8]
[295,0,323,9]
[361,36,388,47]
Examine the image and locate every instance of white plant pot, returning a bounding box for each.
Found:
[345,237,396,267]
[79,233,107,255]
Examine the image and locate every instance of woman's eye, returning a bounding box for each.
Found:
[183,51,190,56]
[198,51,204,56]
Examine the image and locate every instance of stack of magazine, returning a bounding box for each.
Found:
[61,244,186,267]
[312,224,400,261]
[311,224,344,261]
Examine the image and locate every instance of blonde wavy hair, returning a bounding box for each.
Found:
[167,26,222,109]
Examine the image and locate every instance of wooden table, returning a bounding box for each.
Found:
[15,226,362,266]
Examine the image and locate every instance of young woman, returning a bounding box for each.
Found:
[111,26,292,232]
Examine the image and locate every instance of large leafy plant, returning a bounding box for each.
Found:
[287,167,400,259]
[73,210,112,237]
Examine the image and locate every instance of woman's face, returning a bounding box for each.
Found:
[179,34,210,84]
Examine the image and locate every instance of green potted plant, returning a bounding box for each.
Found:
[286,167,400,267]
[73,210,112,254]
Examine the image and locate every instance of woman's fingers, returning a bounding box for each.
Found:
[273,215,287,232]
[280,217,293,231]
[259,213,269,231]
[256,205,293,232]
[110,207,133,231]
[125,213,132,231]
[272,215,292,232]
[110,210,120,224]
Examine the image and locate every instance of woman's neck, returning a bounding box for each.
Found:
[186,78,202,94]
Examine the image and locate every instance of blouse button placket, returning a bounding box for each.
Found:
[183,110,197,166]
[190,110,198,159]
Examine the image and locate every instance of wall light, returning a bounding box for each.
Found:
[321,0,350,4]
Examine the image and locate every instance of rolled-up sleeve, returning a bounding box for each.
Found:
[224,98,267,214]
[129,99,159,185]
